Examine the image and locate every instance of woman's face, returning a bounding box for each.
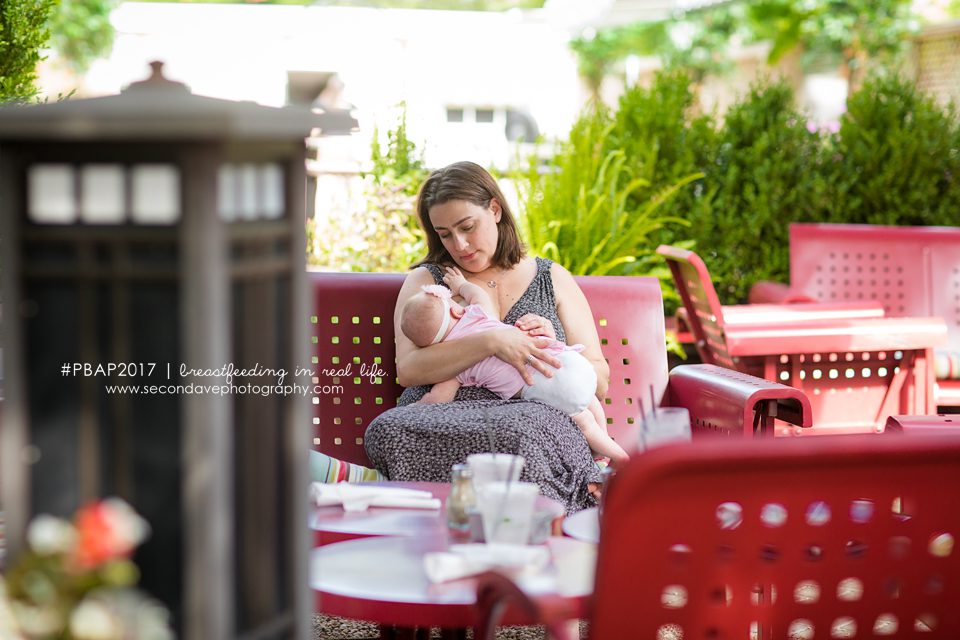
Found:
[428,199,501,273]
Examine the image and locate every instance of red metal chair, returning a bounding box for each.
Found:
[476,434,960,639]
[749,223,960,409]
[309,272,811,466]
[657,245,948,435]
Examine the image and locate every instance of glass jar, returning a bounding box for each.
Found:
[446,464,476,542]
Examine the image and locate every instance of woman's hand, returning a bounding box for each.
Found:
[490,329,562,386]
[514,313,557,340]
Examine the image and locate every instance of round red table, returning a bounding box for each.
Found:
[311,481,566,545]
[311,534,593,630]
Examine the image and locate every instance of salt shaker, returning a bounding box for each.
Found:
[446,464,476,542]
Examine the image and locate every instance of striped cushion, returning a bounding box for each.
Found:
[935,349,960,380]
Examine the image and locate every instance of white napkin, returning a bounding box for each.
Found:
[423,543,550,583]
[310,482,441,512]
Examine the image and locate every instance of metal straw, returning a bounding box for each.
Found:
[649,384,658,418]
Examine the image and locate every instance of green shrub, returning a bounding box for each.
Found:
[680,74,959,304]
[48,0,116,74]
[828,73,960,227]
[606,69,718,248]
[0,0,56,103]
[516,99,700,286]
[690,78,832,302]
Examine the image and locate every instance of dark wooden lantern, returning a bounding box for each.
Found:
[0,62,351,639]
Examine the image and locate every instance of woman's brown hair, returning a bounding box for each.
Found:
[412,161,525,270]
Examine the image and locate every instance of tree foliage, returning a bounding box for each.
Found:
[569,0,918,93]
[0,0,56,103]
[569,5,745,97]
[745,0,916,87]
[48,0,116,74]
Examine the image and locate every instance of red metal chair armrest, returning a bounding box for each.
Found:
[668,364,812,437]
[724,316,948,357]
[474,571,580,640]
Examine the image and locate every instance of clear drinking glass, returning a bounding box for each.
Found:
[639,407,692,452]
[467,453,524,491]
[477,481,539,545]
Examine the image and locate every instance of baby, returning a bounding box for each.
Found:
[400,266,629,467]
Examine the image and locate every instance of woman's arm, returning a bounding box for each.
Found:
[551,263,611,399]
[395,267,557,387]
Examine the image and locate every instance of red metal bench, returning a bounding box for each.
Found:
[658,245,948,435]
[476,434,960,639]
[749,223,960,408]
[309,272,810,467]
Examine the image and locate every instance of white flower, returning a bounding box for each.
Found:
[11,601,64,636]
[70,589,174,640]
[69,598,122,640]
[101,498,151,549]
[26,514,76,555]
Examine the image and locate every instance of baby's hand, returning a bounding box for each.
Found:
[442,266,467,295]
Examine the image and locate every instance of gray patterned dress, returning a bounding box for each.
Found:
[364,257,600,513]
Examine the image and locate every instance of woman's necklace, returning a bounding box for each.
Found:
[480,267,500,289]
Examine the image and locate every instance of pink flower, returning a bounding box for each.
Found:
[72,499,150,570]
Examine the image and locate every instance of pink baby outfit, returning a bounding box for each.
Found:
[445,305,596,415]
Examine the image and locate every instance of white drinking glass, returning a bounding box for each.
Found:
[477,481,539,545]
[467,453,524,491]
[639,407,691,452]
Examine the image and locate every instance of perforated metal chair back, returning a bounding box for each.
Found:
[592,435,960,639]
[789,224,960,349]
[309,272,670,465]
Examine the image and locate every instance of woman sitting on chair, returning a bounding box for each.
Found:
[314,161,611,511]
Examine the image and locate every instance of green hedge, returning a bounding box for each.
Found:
[518,71,960,307]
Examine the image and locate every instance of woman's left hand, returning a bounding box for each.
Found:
[515,314,557,340]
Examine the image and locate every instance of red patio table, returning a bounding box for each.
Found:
[311,535,593,638]
[310,481,565,546]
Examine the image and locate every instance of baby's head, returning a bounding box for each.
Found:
[401,285,462,347]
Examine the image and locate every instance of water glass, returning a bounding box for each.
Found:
[467,453,524,491]
[477,481,539,545]
[639,407,691,452]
